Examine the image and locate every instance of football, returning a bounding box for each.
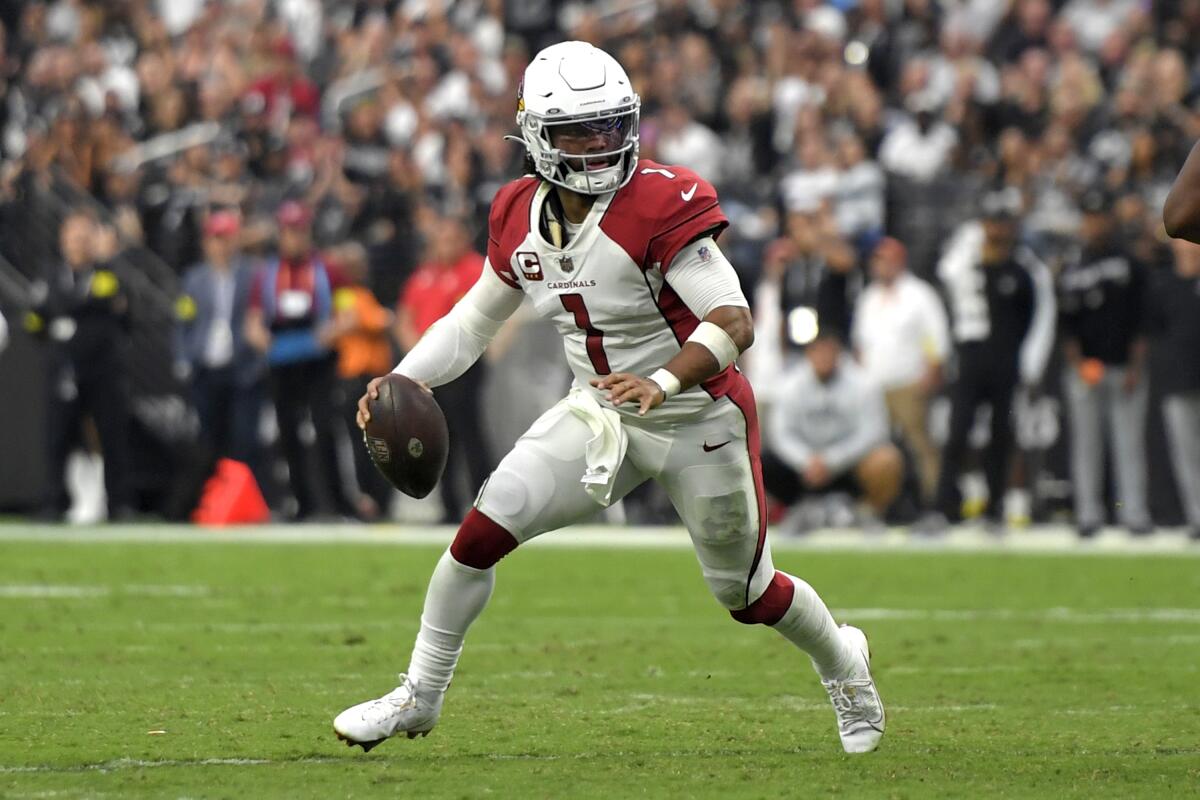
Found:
[362,374,449,499]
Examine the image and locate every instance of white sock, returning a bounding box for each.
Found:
[770,572,856,680]
[406,549,495,693]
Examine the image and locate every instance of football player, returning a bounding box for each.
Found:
[334,42,884,754]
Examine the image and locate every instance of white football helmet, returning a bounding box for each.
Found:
[515,41,641,195]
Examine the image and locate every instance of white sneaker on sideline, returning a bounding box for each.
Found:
[333,674,443,752]
[821,625,885,753]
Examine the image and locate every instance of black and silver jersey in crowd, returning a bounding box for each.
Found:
[937,221,1056,382]
[1057,242,1145,366]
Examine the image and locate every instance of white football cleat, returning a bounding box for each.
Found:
[821,624,885,753]
[333,674,443,752]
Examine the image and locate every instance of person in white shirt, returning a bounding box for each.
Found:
[878,96,959,183]
[761,330,904,519]
[852,238,950,505]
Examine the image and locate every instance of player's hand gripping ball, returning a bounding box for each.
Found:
[359,375,448,498]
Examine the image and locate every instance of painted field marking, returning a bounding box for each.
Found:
[0,584,210,599]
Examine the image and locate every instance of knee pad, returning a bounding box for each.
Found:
[475,447,557,533]
[449,509,519,569]
[729,571,794,626]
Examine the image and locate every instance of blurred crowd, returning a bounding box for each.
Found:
[1,0,1199,536]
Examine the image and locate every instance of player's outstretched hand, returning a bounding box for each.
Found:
[591,373,666,416]
[357,375,433,430]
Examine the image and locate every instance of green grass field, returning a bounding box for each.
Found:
[1,527,1199,798]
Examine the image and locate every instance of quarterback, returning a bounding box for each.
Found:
[334,42,885,754]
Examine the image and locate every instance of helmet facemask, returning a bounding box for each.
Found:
[518,103,640,195]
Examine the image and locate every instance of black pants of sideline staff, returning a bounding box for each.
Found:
[268,355,355,520]
[44,364,132,519]
[935,355,1018,522]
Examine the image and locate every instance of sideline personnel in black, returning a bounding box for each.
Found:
[1058,189,1150,536]
[26,210,133,520]
[931,188,1056,529]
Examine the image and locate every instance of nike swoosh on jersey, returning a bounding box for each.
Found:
[702,440,730,452]
[681,183,697,201]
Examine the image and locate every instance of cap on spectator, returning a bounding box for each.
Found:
[1079,188,1113,215]
[873,236,908,263]
[276,201,312,228]
[204,211,240,238]
[979,187,1023,220]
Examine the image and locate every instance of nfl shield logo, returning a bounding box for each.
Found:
[698,246,712,263]
[559,255,575,273]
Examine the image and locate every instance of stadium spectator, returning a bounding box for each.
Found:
[762,330,904,527]
[245,201,354,520]
[1058,189,1152,536]
[655,102,723,186]
[1148,238,1200,540]
[878,94,958,184]
[852,237,950,507]
[932,189,1056,530]
[396,215,492,523]
[832,130,886,249]
[30,210,132,520]
[771,208,861,345]
[175,211,263,465]
[323,240,395,521]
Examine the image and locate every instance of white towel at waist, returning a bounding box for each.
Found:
[562,387,629,506]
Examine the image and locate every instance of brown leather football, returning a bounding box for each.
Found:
[362,374,449,499]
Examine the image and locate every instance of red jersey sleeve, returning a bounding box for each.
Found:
[486,177,539,290]
[601,160,729,274]
[647,176,727,274]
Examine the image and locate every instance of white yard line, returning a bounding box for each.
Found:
[831,607,1200,623]
[0,584,209,599]
[0,756,352,775]
[1,523,1198,556]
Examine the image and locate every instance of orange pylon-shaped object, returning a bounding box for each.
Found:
[192,458,271,525]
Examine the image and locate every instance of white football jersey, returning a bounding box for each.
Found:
[486,159,748,422]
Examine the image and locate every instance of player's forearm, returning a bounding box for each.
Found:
[1164,140,1200,242]
[652,306,753,396]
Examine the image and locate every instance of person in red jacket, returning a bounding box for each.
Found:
[395,215,493,523]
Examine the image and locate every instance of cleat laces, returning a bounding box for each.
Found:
[362,676,418,725]
[823,678,882,732]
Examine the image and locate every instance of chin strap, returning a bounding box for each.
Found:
[541,187,569,248]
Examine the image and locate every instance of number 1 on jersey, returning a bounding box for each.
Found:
[559,293,611,375]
